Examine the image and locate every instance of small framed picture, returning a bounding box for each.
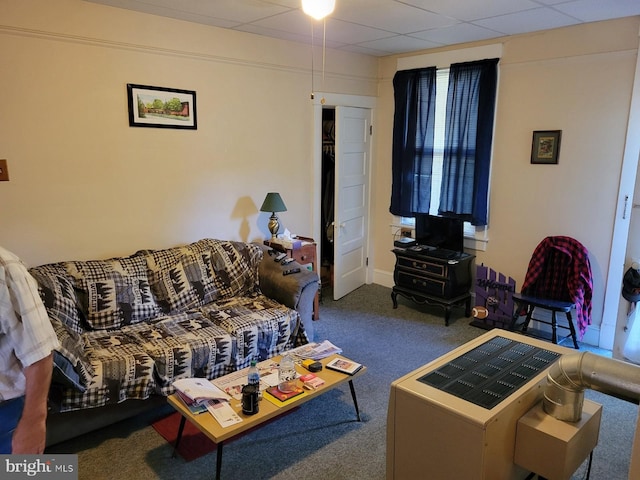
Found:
[127,84,197,130]
[531,130,561,164]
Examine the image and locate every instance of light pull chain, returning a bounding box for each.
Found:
[309,18,327,104]
[322,18,326,87]
[310,19,315,99]
[320,18,327,104]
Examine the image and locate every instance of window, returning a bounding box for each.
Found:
[391,45,502,250]
[390,58,499,250]
[401,68,481,243]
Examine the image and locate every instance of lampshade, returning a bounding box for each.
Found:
[302,0,336,20]
[260,192,287,213]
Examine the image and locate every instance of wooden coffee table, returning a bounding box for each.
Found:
[167,354,366,480]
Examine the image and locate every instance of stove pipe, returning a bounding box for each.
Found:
[543,351,640,422]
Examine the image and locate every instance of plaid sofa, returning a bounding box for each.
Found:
[30,239,315,416]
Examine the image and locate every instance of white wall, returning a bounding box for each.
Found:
[0,0,377,266]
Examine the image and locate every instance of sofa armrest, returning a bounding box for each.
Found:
[257,244,319,337]
[257,244,318,309]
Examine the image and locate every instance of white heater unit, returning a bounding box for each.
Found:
[386,330,595,480]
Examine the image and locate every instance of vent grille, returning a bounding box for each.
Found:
[418,336,560,409]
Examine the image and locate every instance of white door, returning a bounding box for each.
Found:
[333,106,371,300]
[604,39,640,353]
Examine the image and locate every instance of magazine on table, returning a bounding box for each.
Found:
[175,390,210,415]
[212,362,281,400]
[172,377,230,405]
[172,378,244,427]
[326,357,364,375]
[288,340,342,361]
[205,399,243,427]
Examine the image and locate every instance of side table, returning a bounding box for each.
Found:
[264,237,319,320]
[391,247,474,325]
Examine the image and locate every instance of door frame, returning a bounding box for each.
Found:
[601,35,640,352]
[311,92,376,286]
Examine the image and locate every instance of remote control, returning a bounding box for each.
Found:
[282,267,301,276]
[281,257,295,265]
[274,252,286,262]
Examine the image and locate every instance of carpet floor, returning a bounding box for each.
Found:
[151,412,216,462]
[47,284,638,480]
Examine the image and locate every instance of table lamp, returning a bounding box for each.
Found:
[260,192,287,239]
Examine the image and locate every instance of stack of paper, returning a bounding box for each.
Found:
[288,340,342,360]
[212,362,280,400]
[173,378,230,405]
[172,378,241,427]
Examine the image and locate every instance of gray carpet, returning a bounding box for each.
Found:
[47,284,638,480]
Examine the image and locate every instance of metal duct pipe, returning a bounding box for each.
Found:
[543,351,640,422]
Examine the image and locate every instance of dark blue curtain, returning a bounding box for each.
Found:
[389,67,437,217]
[439,58,498,226]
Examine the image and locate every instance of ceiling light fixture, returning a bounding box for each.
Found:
[302,0,335,21]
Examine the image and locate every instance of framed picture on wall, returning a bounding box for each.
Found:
[127,84,197,129]
[531,130,561,164]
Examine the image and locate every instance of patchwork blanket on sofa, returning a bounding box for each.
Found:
[30,239,310,413]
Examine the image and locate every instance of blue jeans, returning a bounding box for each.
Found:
[0,396,25,454]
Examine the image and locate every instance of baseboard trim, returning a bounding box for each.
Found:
[373,269,394,289]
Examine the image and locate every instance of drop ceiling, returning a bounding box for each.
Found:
[86,0,640,56]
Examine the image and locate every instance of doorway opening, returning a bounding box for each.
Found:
[311,93,375,301]
[320,107,335,294]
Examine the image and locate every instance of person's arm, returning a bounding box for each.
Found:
[12,353,54,454]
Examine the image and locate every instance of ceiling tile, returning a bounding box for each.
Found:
[332,0,458,33]
[473,7,582,35]
[553,0,640,22]
[338,43,395,56]
[411,23,504,46]
[357,35,443,55]
[402,0,543,22]
[87,0,291,25]
[236,23,322,46]
[532,0,575,5]
[249,9,313,36]
[325,18,404,44]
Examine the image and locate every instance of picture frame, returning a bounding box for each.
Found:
[127,84,197,129]
[531,130,561,164]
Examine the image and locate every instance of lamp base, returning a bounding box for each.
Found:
[268,213,279,239]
